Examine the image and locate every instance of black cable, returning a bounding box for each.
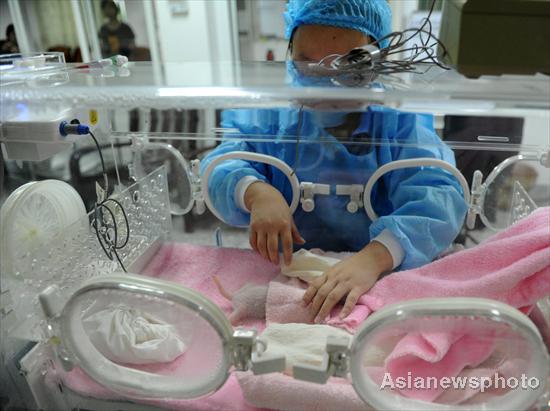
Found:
[92,197,129,273]
[113,249,127,272]
[88,131,129,272]
[89,130,109,193]
[311,0,449,85]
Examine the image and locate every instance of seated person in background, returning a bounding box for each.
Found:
[201,0,468,322]
[99,0,135,58]
[0,24,19,55]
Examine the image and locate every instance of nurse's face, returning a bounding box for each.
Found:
[290,25,371,62]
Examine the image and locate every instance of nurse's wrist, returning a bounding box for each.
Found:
[358,241,393,274]
[244,181,278,211]
[371,229,404,270]
[235,176,260,212]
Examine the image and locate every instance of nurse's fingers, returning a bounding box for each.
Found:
[315,284,348,323]
[302,276,326,306]
[281,228,293,266]
[339,288,362,319]
[309,279,337,317]
[267,232,279,265]
[256,232,268,261]
[291,221,305,244]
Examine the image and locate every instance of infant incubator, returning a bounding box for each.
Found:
[0,54,549,411]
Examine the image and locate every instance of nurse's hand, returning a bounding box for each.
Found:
[302,242,393,323]
[245,181,305,266]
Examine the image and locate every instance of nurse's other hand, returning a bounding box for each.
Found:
[245,182,305,266]
[302,242,393,323]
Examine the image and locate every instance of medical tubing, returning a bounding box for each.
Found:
[201,151,301,226]
[363,158,471,221]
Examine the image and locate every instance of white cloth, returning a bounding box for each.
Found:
[281,249,341,282]
[281,238,402,282]
[82,304,187,364]
[259,323,351,374]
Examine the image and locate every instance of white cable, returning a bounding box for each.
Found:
[363,158,471,221]
[201,151,300,227]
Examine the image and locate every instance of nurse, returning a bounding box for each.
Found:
[201,0,468,322]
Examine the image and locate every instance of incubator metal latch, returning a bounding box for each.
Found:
[231,329,286,375]
[336,184,364,213]
[190,159,206,215]
[300,182,330,212]
[293,335,351,384]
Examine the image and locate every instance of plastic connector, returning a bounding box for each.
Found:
[293,354,331,384]
[39,285,64,318]
[300,182,330,213]
[336,184,364,214]
[251,351,286,375]
[59,121,90,137]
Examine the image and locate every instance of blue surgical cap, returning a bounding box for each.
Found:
[284,0,392,49]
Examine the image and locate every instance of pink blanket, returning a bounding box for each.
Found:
[52,208,549,410]
[52,245,280,411]
[264,207,550,404]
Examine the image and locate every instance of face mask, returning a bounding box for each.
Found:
[286,60,365,127]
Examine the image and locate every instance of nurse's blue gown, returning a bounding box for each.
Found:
[200,106,468,270]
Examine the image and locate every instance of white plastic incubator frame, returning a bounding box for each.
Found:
[132,137,545,232]
[1,163,548,411]
[39,274,550,410]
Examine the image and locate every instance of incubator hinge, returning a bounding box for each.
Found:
[466,170,484,229]
[231,329,286,375]
[336,184,364,213]
[190,159,206,214]
[300,182,330,212]
[38,285,74,372]
[293,335,351,384]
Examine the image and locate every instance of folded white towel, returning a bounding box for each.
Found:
[259,322,351,374]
